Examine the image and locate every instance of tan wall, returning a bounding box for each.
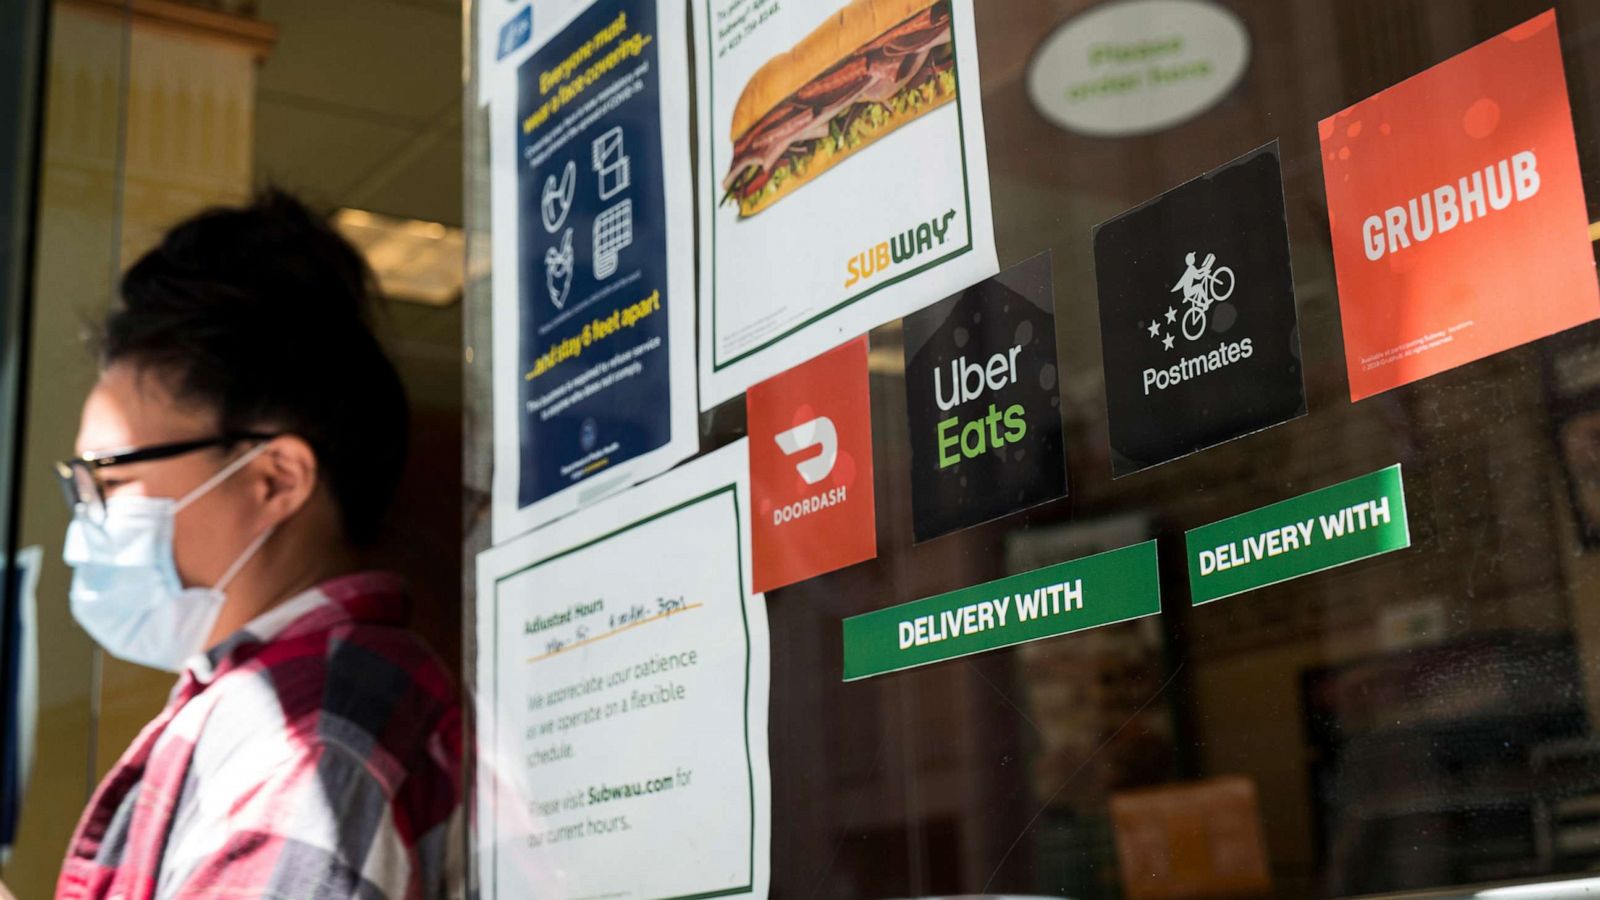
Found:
[92,0,263,795]
[7,8,132,892]
[6,3,264,894]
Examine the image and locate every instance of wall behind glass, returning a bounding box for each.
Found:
[3,3,129,894]
[4,2,271,893]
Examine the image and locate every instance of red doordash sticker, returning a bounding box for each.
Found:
[747,336,877,593]
[1319,9,1600,401]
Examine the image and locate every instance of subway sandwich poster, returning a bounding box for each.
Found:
[694,0,998,408]
[1319,9,1599,402]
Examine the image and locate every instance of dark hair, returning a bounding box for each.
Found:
[102,189,409,544]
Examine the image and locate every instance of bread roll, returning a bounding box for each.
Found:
[730,0,939,142]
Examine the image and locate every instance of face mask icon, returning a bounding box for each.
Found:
[541,160,576,233]
[774,416,838,485]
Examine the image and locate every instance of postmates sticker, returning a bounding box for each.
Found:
[1319,9,1600,402]
[747,336,877,593]
[1093,142,1307,477]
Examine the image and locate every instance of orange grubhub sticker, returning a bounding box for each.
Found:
[1319,9,1600,402]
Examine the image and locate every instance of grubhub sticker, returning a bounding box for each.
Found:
[1319,9,1600,401]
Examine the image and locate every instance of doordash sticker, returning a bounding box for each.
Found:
[747,336,877,593]
[903,253,1068,542]
[1319,9,1600,402]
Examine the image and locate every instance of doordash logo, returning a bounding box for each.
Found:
[770,417,846,526]
[774,417,837,485]
[746,337,877,593]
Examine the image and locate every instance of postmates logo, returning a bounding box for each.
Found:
[1140,249,1254,396]
[844,208,957,289]
[1319,10,1600,401]
[747,337,876,593]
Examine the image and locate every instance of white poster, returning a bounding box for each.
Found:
[474,440,771,899]
[489,0,699,542]
[694,0,997,408]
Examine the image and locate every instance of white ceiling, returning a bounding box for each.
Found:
[252,0,464,226]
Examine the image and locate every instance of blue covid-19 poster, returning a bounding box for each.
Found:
[489,0,696,541]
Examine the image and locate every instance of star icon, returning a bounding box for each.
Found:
[1164,306,1177,324]
[1162,333,1175,351]
[1147,320,1161,338]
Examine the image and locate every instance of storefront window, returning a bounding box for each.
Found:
[9,1,1600,896]
[483,0,1600,896]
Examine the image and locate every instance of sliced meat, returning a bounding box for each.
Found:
[861,2,949,54]
[796,56,870,105]
[722,2,955,189]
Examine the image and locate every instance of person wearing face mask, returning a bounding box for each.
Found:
[49,191,460,899]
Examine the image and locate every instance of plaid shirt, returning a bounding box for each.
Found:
[55,572,462,900]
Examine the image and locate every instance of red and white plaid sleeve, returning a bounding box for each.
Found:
[156,737,461,900]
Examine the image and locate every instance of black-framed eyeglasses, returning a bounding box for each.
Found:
[55,433,278,523]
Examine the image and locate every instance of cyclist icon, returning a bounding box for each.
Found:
[1170,251,1234,341]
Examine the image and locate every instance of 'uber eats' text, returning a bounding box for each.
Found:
[934,344,1027,468]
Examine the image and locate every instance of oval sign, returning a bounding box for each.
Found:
[1027,0,1250,138]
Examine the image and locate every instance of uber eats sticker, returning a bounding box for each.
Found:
[1093,142,1307,477]
[903,252,1068,542]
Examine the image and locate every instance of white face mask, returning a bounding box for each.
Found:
[62,443,274,672]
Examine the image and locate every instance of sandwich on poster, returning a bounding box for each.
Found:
[720,0,960,218]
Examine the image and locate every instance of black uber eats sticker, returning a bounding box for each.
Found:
[903,252,1068,542]
[1093,142,1307,477]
